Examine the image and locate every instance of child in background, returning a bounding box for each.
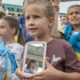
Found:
[0,6,5,42]
[57,15,66,38]
[0,6,5,19]
[16,0,80,80]
[24,59,36,74]
[58,16,67,33]
[64,5,80,61]
[0,16,24,80]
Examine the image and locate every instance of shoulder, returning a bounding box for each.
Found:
[48,39,73,53]
[9,43,24,53]
[12,43,24,49]
[57,39,70,45]
[56,39,75,55]
[52,39,72,48]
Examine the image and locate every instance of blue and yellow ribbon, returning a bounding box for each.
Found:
[0,40,18,74]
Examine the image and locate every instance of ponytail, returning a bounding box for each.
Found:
[17,28,25,45]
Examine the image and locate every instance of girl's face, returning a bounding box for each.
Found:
[68,7,80,26]
[25,4,54,37]
[0,19,15,40]
[60,16,67,25]
[31,62,36,69]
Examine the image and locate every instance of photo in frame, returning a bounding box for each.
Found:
[22,41,47,76]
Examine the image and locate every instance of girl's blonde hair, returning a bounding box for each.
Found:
[67,4,80,16]
[23,0,55,18]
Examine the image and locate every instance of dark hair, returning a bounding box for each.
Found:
[60,15,67,18]
[1,16,25,45]
[27,59,36,69]
[0,12,5,19]
[0,6,5,19]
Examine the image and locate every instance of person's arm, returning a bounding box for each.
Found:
[15,43,80,80]
[29,59,80,80]
[50,0,60,11]
[50,0,61,38]
[15,59,80,80]
[59,44,80,80]
[28,44,80,80]
[16,68,29,79]
[60,72,80,80]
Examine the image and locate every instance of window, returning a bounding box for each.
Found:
[11,8,14,11]
[7,8,10,11]
[17,8,22,12]
[19,9,22,12]
[2,5,4,9]
[17,8,19,12]
[7,7,14,11]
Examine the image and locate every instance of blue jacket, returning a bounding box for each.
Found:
[64,24,80,53]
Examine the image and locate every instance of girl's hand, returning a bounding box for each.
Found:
[16,68,33,80]
[50,0,60,6]
[50,0,60,11]
[30,59,62,80]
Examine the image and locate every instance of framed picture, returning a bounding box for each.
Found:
[22,41,47,76]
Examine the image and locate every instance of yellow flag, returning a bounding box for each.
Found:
[75,52,80,61]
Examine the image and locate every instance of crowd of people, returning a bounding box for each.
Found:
[0,0,80,80]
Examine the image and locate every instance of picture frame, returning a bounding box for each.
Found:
[22,41,47,76]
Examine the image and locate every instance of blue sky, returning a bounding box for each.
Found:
[2,0,80,13]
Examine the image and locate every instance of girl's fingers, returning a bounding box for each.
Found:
[45,59,51,67]
[46,57,53,67]
[32,72,44,77]
[50,0,60,5]
[54,0,61,3]
[33,76,44,80]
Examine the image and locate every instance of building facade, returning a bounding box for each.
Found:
[0,0,2,6]
[2,3,23,17]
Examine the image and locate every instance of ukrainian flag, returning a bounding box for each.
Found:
[75,52,80,61]
[14,35,18,42]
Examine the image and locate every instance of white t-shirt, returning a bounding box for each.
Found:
[6,43,24,80]
[72,31,79,35]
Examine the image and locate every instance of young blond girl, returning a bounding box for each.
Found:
[64,5,80,61]
[0,16,24,80]
[16,0,80,80]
